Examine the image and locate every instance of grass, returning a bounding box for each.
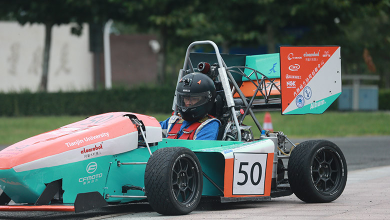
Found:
[1,111,389,145]
[244,111,390,138]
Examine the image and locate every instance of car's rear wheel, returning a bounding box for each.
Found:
[145,147,203,215]
[288,140,347,203]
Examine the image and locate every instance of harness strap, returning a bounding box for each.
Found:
[167,115,218,140]
[179,121,202,140]
[167,119,183,139]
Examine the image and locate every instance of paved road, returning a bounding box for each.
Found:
[0,136,389,219]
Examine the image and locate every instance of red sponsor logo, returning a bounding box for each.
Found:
[81,144,103,154]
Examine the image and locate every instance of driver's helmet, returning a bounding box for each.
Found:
[176,72,216,122]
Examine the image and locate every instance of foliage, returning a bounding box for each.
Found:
[1,0,390,88]
[379,89,390,110]
[0,86,175,117]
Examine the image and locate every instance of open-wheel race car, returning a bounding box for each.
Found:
[0,41,347,215]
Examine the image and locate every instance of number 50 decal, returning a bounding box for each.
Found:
[233,153,268,195]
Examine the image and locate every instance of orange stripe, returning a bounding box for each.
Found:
[233,79,281,98]
[0,205,75,212]
[264,153,274,197]
[224,158,234,197]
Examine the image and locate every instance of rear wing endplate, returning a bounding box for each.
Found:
[280,46,341,114]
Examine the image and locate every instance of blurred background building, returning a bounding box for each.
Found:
[0,22,158,93]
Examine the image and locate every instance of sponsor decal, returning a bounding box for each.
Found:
[223,149,234,154]
[286,74,301,79]
[287,81,296,88]
[79,162,102,185]
[79,173,103,185]
[287,53,302,60]
[310,99,326,109]
[296,95,305,108]
[86,162,97,174]
[288,64,300,71]
[183,89,190,92]
[65,132,109,147]
[303,86,312,100]
[293,61,325,97]
[268,62,277,74]
[323,51,331,57]
[303,51,320,57]
[81,144,103,159]
[304,51,320,61]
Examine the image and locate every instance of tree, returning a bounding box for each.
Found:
[0,0,128,92]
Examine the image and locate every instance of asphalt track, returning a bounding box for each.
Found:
[0,136,389,220]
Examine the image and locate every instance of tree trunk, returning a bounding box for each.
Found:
[39,23,53,92]
[266,24,275,54]
[157,29,167,85]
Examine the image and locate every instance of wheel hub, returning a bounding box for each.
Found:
[178,172,188,188]
[318,164,330,178]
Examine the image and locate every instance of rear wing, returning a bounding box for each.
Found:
[279,46,341,114]
[175,41,341,140]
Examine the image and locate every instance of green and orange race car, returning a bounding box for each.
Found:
[0,41,347,215]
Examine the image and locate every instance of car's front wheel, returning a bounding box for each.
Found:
[144,147,203,215]
[288,140,347,203]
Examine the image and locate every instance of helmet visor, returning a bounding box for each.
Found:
[177,91,211,109]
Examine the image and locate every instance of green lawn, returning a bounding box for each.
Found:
[1,111,389,145]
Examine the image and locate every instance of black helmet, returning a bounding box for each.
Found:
[176,73,216,121]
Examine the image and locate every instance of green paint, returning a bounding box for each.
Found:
[244,53,280,80]
[0,138,271,205]
[284,93,341,115]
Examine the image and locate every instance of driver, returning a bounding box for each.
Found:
[160,72,221,140]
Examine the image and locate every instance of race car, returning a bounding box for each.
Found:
[0,40,347,215]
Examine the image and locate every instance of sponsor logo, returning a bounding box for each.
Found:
[78,162,102,185]
[286,74,301,79]
[293,61,325,97]
[79,173,103,185]
[310,99,326,109]
[81,144,103,159]
[323,51,330,57]
[296,95,305,108]
[81,144,103,154]
[304,51,320,62]
[288,64,300,71]
[86,162,97,174]
[65,132,109,147]
[287,53,302,60]
[287,81,296,88]
[303,51,320,57]
[183,89,190,92]
[65,139,84,148]
[268,62,277,74]
[303,86,312,100]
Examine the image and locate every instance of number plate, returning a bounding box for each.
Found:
[233,153,268,195]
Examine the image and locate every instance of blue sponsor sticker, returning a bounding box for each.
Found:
[296,95,305,108]
[303,86,312,100]
[223,149,234,154]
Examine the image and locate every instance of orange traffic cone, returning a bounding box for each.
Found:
[263,112,273,132]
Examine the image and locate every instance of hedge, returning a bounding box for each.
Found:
[379,89,390,110]
[0,86,175,116]
[1,88,389,116]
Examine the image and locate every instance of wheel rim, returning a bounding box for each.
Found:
[311,147,344,194]
[171,156,199,204]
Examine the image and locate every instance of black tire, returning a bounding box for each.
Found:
[144,147,203,215]
[288,140,347,203]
